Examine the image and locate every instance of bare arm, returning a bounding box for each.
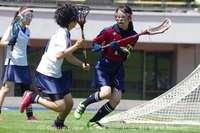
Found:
[56,38,85,60]
[0,41,9,47]
[66,53,83,67]
[1,25,12,47]
[55,38,90,71]
[66,53,90,71]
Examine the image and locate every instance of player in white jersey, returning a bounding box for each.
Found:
[0,6,37,121]
[36,27,72,79]
[19,4,90,130]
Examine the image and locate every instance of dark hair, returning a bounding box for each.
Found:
[116,5,132,15]
[115,5,134,29]
[54,3,78,28]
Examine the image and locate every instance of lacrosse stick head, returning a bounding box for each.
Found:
[12,14,23,38]
[143,18,171,35]
[74,4,90,28]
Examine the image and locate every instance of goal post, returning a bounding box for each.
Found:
[100,65,200,125]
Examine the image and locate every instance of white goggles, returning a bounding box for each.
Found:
[24,12,34,20]
[114,13,129,20]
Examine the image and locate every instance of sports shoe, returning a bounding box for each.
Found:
[20,91,33,113]
[28,116,37,120]
[0,115,2,121]
[52,123,68,130]
[86,121,107,130]
[74,102,85,120]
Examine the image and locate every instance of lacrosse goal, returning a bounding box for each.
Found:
[100,65,200,125]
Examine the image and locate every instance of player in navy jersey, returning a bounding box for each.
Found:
[19,4,90,130]
[0,6,37,121]
[74,5,139,129]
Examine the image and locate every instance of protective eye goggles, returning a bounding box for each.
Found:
[23,12,34,20]
[114,13,129,20]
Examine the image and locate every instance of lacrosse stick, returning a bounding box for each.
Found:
[99,18,171,50]
[75,4,90,66]
[2,14,23,86]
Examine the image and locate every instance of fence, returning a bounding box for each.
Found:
[0,0,198,12]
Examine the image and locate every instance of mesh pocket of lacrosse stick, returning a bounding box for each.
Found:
[12,14,23,38]
[146,18,171,35]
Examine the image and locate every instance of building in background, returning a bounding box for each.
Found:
[0,0,200,100]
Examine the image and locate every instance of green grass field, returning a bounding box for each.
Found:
[0,110,200,133]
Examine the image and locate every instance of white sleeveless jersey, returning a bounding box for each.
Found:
[1,25,30,66]
[36,27,72,78]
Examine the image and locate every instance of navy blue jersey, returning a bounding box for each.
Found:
[93,23,138,61]
[91,24,139,90]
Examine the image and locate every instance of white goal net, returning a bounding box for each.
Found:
[100,65,200,125]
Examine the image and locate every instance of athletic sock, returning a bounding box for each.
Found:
[26,107,33,118]
[90,102,114,122]
[82,92,102,107]
[30,93,40,103]
[54,117,64,126]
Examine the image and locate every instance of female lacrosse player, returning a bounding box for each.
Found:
[74,5,139,129]
[0,6,37,121]
[19,3,90,129]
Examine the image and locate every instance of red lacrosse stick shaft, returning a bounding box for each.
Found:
[102,30,148,49]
